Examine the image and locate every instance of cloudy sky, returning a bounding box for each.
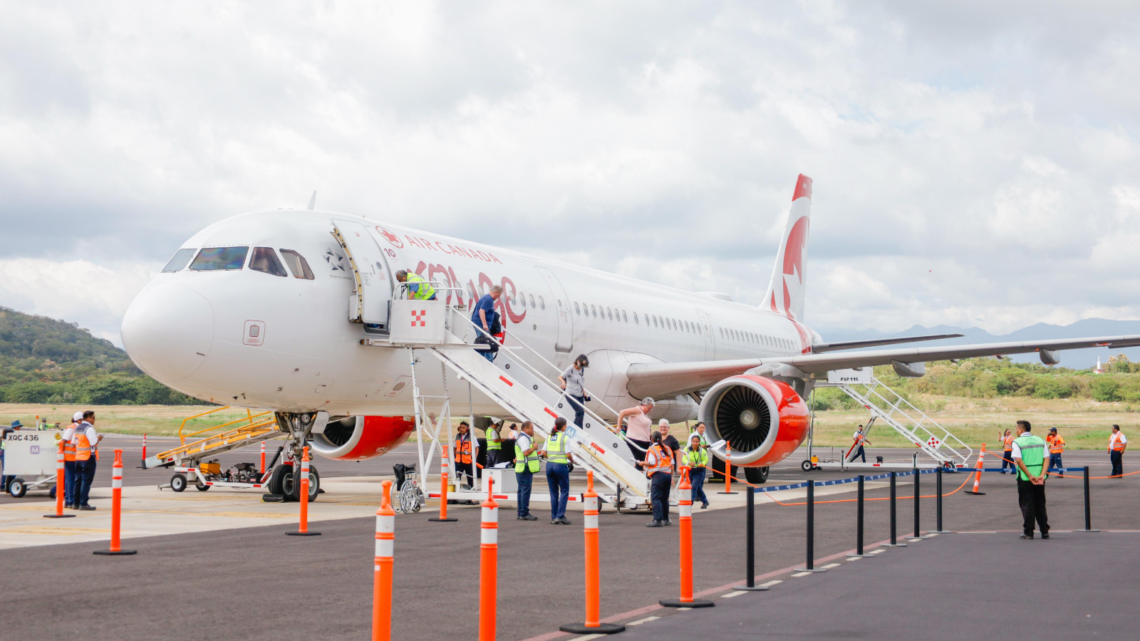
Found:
[2,1,1139,345]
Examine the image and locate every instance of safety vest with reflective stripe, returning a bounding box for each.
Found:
[515,438,540,473]
[405,273,436,300]
[486,428,501,451]
[1014,434,1045,481]
[545,432,570,464]
[1003,435,1014,451]
[1110,433,1126,452]
[1049,435,1065,454]
[76,432,93,462]
[455,436,472,464]
[682,446,708,469]
[63,423,77,462]
[645,444,673,477]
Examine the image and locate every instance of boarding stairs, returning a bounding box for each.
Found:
[364,299,649,506]
[144,410,282,469]
[818,374,972,467]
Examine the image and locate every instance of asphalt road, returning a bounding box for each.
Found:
[3,451,1138,641]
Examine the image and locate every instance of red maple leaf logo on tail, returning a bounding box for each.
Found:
[377,227,403,249]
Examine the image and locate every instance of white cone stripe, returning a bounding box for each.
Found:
[377,517,394,534]
[112,478,122,489]
[585,497,598,511]
[481,507,498,522]
[585,513,598,529]
[680,504,691,517]
[481,528,498,545]
[376,539,394,557]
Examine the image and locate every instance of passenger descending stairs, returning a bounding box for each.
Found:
[428,342,650,500]
[822,375,972,467]
[144,418,281,469]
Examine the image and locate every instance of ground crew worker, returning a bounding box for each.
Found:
[75,411,103,511]
[1046,427,1065,475]
[1109,424,1127,478]
[62,412,81,509]
[514,421,539,521]
[395,270,437,300]
[453,422,474,491]
[1011,420,1049,539]
[617,398,654,462]
[683,433,710,509]
[485,420,502,468]
[688,421,709,448]
[658,420,681,473]
[999,429,1015,474]
[850,425,870,463]
[541,417,574,525]
[636,431,673,527]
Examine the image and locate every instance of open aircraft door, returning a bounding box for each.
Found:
[535,266,573,353]
[332,221,394,332]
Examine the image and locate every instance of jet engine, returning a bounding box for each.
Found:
[310,416,415,461]
[698,375,810,467]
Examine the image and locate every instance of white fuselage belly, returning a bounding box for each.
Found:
[123,210,814,420]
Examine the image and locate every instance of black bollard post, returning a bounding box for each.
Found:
[849,475,870,558]
[1080,466,1099,533]
[736,487,768,590]
[935,466,949,533]
[796,481,826,572]
[908,470,922,541]
[888,472,906,547]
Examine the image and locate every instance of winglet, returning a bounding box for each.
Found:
[307,191,317,211]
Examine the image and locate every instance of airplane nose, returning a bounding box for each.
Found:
[121,282,215,384]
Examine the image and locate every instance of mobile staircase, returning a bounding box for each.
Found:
[143,407,282,470]
[363,299,650,509]
[813,373,972,469]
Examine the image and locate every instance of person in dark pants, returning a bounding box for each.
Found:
[998,429,1015,474]
[637,431,673,527]
[75,411,104,510]
[63,412,82,509]
[471,286,503,362]
[513,422,539,521]
[453,422,475,491]
[559,355,590,427]
[682,433,710,509]
[1011,420,1049,539]
[542,417,574,524]
[617,398,655,463]
[1108,424,1127,478]
[849,425,869,463]
[485,420,502,468]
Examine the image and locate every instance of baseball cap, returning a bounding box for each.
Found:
[73,411,84,421]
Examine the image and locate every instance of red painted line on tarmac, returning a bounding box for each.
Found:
[518,535,905,641]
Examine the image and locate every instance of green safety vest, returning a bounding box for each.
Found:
[405,273,436,300]
[486,428,501,451]
[546,432,570,465]
[515,438,540,473]
[1014,434,1046,481]
[683,447,708,468]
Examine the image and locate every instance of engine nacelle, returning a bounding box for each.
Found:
[310,416,415,461]
[698,375,810,467]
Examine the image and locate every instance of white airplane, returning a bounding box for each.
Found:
[121,174,1140,491]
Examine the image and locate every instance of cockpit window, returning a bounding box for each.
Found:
[190,247,249,271]
[279,249,315,280]
[162,248,197,273]
[249,247,287,277]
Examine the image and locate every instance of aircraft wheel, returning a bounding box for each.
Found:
[171,474,187,492]
[279,468,297,501]
[745,466,769,484]
[801,460,815,472]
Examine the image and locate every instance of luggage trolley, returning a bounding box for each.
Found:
[2,430,62,498]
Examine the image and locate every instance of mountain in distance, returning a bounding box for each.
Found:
[814,318,1140,369]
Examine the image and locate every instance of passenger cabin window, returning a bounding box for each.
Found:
[633,312,639,324]
[622,310,628,323]
[279,249,315,280]
[190,247,249,271]
[574,302,580,315]
[529,294,536,308]
[539,296,545,310]
[250,247,287,277]
[162,248,196,272]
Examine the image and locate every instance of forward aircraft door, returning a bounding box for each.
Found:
[535,266,573,353]
[332,221,394,330]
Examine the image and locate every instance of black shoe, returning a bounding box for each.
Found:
[700,503,709,509]
[518,514,537,521]
[664,519,673,526]
[557,517,571,525]
[551,519,560,525]
[1041,533,1050,539]
[647,520,663,527]
[79,505,96,511]
[1020,534,1033,539]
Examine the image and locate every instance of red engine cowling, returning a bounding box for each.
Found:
[697,375,810,467]
[310,416,414,461]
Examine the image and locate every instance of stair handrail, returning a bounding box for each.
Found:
[178,407,272,445]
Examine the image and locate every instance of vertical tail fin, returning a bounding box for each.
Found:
[763,174,812,321]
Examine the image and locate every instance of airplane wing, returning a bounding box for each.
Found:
[809,333,963,353]
[625,334,1140,400]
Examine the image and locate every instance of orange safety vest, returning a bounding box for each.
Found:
[1111,433,1126,452]
[1049,436,1065,454]
[645,444,673,477]
[63,423,78,462]
[75,432,93,461]
[1003,435,1014,451]
[455,437,473,464]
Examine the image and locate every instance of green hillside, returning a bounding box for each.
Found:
[0,307,205,405]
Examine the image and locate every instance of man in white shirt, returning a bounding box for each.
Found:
[62,412,83,509]
[75,411,104,510]
[1109,424,1128,478]
[849,426,869,463]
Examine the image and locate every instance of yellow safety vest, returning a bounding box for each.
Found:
[546,432,570,464]
[405,273,436,300]
[683,447,708,468]
[515,438,539,473]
